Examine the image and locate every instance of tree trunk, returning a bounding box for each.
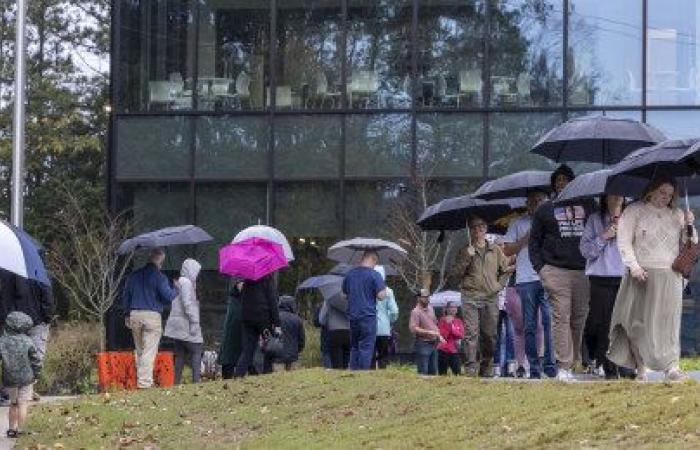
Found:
[98,316,106,352]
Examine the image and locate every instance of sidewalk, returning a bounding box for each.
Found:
[490,370,700,383]
[0,396,76,450]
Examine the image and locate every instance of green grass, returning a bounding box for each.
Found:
[680,357,700,371]
[19,368,700,449]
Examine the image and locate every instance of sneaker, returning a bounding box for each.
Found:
[516,366,526,378]
[493,366,501,377]
[556,369,576,382]
[636,367,648,382]
[529,370,542,379]
[6,429,17,439]
[543,366,558,378]
[664,368,689,382]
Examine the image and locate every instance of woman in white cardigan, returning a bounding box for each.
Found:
[164,258,204,384]
[608,177,697,382]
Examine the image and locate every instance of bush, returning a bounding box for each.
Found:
[36,321,100,395]
[299,322,322,368]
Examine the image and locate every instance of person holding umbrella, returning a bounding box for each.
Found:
[608,177,697,382]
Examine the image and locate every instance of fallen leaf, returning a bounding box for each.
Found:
[671,396,681,404]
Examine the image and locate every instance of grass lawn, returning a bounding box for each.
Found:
[20,368,700,449]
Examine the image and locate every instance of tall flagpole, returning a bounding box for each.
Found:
[11,0,27,228]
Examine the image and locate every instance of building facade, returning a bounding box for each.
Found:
[111,0,700,349]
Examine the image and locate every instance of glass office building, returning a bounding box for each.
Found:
[110,0,700,347]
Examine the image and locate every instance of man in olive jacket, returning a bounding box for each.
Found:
[453,216,513,377]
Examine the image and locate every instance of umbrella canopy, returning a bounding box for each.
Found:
[233,225,294,262]
[219,237,288,281]
[327,238,407,266]
[417,195,519,231]
[297,274,343,299]
[531,115,666,164]
[329,263,399,277]
[554,169,649,205]
[0,221,50,285]
[118,225,213,255]
[429,290,461,308]
[473,170,552,200]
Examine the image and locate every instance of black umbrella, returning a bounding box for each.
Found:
[118,225,213,254]
[473,170,552,201]
[417,195,519,231]
[554,169,649,205]
[531,115,666,164]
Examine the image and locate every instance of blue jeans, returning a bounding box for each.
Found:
[494,310,515,372]
[349,318,377,370]
[517,281,556,377]
[415,340,438,375]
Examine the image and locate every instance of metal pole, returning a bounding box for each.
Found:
[11,0,27,228]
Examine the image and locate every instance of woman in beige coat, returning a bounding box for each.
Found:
[608,177,696,381]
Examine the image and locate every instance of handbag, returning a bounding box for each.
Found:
[672,225,700,278]
[260,328,284,357]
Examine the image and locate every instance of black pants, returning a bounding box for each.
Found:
[438,350,461,375]
[234,322,273,378]
[372,336,391,369]
[329,329,351,369]
[586,276,623,377]
[173,340,203,384]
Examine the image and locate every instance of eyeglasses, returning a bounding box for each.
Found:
[470,222,487,229]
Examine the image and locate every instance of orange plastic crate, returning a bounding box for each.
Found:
[96,351,174,391]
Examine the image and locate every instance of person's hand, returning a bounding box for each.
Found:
[189,323,199,336]
[274,326,283,336]
[467,246,476,257]
[631,266,648,282]
[504,264,516,274]
[173,278,181,288]
[685,210,695,226]
[438,335,446,345]
[602,224,617,240]
[124,316,131,329]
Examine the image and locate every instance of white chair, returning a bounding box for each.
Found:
[460,69,482,104]
[266,86,292,108]
[348,70,379,107]
[436,74,459,106]
[148,81,173,110]
[234,72,251,109]
[517,72,531,104]
[310,71,341,108]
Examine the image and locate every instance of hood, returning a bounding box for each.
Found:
[374,265,386,281]
[279,295,297,313]
[180,259,201,282]
[5,311,33,334]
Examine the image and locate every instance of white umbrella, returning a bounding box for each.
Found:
[233,225,294,262]
[429,290,461,308]
[327,237,407,266]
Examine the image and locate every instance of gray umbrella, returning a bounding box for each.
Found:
[297,274,343,299]
[554,169,649,205]
[473,170,552,200]
[327,238,407,266]
[118,225,213,254]
[531,115,666,164]
[329,263,399,277]
[417,195,521,231]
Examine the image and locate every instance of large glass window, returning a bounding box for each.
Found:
[274,116,341,179]
[195,116,269,180]
[488,113,560,176]
[276,1,342,111]
[345,114,412,177]
[490,0,563,107]
[197,1,271,111]
[647,111,700,140]
[416,1,485,108]
[416,114,483,177]
[347,0,413,109]
[118,0,197,112]
[568,1,642,106]
[345,180,409,237]
[116,117,191,179]
[275,182,340,238]
[648,0,700,105]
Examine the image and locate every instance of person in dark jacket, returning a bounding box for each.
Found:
[313,302,332,368]
[218,281,244,379]
[277,296,306,370]
[234,274,281,378]
[528,164,592,382]
[0,312,42,438]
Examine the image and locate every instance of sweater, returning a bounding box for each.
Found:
[579,212,625,278]
[529,200,591,272]
[121,263,178,313]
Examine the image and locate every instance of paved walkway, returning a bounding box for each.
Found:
[0,396,76,450]
[489,370,700,383]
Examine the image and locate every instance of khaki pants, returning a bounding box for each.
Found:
[130,310,162,388]
[539,265,590,370]
[463,300,499,376]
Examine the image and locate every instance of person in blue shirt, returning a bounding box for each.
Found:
[122,248,178,388]
[342,251,387,370]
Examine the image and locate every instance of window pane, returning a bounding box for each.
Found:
[118,0,196,113]
[416,114,483,177]
[489,113,560,176]
[198,1,270,111]
[196,183,268,269]
[195,116,269,180]
[116,117,191,179]
[416,1,486,108]
[490,0,564,107]
[274,116,340,179]
[569,1,642,106]
[345,180,409,237]
[346,114,412,177]
[647,111,700,140]
[276,1,342,111]
[648,0,700,106]
[347,0,413,109]
[275,182,340,237]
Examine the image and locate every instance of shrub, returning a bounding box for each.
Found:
[299,322,322,368]
[36,321,100,395]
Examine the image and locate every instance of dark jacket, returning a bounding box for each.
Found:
[240,275,280,328]
[278,296,305,363]
[529,200,591,272]
[0,312,41,387]
[217,285,243,367]
[121,263,178,314]
[0,271,55,327]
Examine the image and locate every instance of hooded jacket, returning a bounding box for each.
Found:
[164,259,203,343]
[0,311,41,387]
[320,293,350,331]
[0,271,55,327]
[374,266,399,337]
[240,275,280,328]
[529,200,591,272]
[277,296,305,363]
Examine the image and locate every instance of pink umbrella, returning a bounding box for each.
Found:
[219,237,288,281]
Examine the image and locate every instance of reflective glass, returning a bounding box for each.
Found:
[275,182,340,237]
[490,0,564,106]
[274,116,341,179]
[416,114,483,177]
[345,114,412,177]
[416,0,486,108]
[569,1,642,106]
[345,180,410,237]
[347,0,413,109]
[647,111,700,140]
